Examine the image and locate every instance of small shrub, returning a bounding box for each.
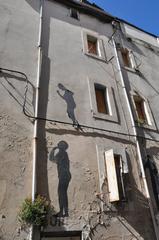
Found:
[18,195,50,228]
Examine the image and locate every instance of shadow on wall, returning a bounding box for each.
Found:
[49,141,71,217]
[26,0,51,201]
[91,151,156,240]
[57,83,79,127]
[0,71,35,117]
[116,151,156,240]
[145,151,159,210]
[25,0,40,12]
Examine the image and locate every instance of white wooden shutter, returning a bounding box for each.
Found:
[105,149,119,202]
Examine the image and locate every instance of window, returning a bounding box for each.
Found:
[87,79,118,123]
[120,48,138,69]
[105,150,126,202]
[87,35,98,55]
[121,49,130,67]
[95,84,109,114]
[133,95,148,124]
[114,154,126,200]
[121,48,131,68]
[131,91,156,129]
[70,8,79,20]
[82,31,106,61]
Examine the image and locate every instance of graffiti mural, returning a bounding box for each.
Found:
[49,141,71,217]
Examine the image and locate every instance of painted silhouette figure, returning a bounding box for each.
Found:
[145,155,159,208]
[49,141,71,217]
[57,83,79,127]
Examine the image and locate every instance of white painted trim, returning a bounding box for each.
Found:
[143,101,152,125]
[107,87,112,116]
[87,77,93,112]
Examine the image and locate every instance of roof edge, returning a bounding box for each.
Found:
[48,0,115,23]
[117,18,158,38]
[49,0,158,38]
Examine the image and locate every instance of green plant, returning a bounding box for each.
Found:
[18,195,50,228]
[136,118,147,125]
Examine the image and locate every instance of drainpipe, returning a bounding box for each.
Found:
[111,35,159,240]
[30,0,44,239]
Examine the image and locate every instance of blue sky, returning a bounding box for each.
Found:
[89,0,159,36]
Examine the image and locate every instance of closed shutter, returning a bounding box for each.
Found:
[121,49,131,67]
[95,87,108,114]
[98,39,106,59]
[105,149,120,202]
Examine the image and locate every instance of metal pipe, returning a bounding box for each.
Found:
[32,0,43,202]
[30,1,44,239]
[111,34,159,239]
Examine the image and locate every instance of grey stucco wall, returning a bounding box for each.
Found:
[118,22,159,234]
[0,1,39,239]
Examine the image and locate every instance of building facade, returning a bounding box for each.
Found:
[0,0,159,240]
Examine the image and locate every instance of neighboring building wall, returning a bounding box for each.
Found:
[0,0,39,239]
[117,21,159,232]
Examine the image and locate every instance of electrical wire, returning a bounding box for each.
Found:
[1,67,159,142]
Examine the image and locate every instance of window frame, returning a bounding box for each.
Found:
[120,47,137,71]
[105,150,127,202]
[70,8,79,20]
[87,35,99,56]
[94,83,110,115]
[87,78,118,123]
[131,93,154,127]
[96,145,128,207]
[82,30,106,61]
[130,90,157,131]
[133,95,148,124]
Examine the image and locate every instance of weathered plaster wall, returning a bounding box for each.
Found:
[39,0,130,134]
[118,22,159,237]
[41,124,155,239]
[0,0,39,239]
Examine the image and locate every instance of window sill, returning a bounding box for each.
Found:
[92,111,118,123]
[85,52,106,63]
[135,120,156,131]
[123,66,137,73]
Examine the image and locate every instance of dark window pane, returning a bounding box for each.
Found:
[70,9,78,19]
[114,155,125,200]
[121,49,131,67]
[134,96,146,123]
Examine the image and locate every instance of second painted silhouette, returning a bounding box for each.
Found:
[49,141,71,217]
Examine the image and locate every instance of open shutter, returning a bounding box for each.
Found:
[98,39,106,60]
[105,149,119,202]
